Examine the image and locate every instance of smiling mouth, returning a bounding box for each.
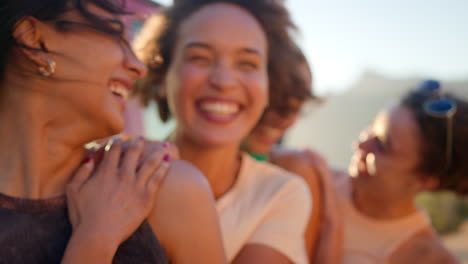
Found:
[350,152,376,177]
[109,82,130,100]
[198,101,240,116]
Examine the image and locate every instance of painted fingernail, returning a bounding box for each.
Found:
[104,138,115,151]
[81,157,92,164]
[163,154,171,162]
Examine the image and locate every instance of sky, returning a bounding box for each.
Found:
[154,0,468,94]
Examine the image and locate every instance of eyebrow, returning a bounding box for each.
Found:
[184,42,263,56]
[238,47,263,57]
[184,42,213,51]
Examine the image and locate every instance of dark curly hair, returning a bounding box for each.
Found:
[401,85,468,195]
[264,44,318,118]
[135,0,301,122]
[0,0,130,88]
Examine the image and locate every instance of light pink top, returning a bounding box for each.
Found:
[216,154,312,264]
[334,176,431,264]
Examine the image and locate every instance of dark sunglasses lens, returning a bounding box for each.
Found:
[418,80,440,93]
[425,99,456,114]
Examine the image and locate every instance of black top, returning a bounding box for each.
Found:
[0,193,169,264]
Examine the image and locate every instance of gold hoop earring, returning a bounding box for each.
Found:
[38,58,56,77]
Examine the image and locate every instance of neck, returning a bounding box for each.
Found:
[351,179,419,220]
[0,88,90,199]
[174,132,241,200]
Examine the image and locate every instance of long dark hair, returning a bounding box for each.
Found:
[0,0,129,84]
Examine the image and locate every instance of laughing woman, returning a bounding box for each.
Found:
[137,0,312,263]
[0,0,225,263]
[330,82,467,264]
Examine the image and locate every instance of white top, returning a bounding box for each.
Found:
[216,154,312,264]
[334,176,431,264]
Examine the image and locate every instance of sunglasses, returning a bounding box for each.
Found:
[418,80,458,171]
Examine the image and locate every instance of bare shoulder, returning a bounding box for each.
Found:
[389,228,460,264]
[150,159,215,223]
[159,159,212,196]
[270,148,322,180]
[148,160,226,263]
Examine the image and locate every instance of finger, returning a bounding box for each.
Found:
[97,138,123,175]
[138,140,164,166]
[136,151,167,188]
[146,158,170,195]
[120,138,144,181]
[120,135,139,153]
[162,141,180,159]
[67,158,95,193]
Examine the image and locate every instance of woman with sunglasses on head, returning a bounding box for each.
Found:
[245,78,467,263]
[0,0,226,263]
[137,0,312,263]
[318,80,466,264]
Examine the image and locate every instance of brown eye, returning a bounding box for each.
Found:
[107,19,124,34]
[188,55,211,66]
[238,61,259,71]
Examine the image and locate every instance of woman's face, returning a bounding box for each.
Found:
[348,105,431,200]
[31,4,147,137]
[165,3,269,147]
[244,98,304,154]
[243,62,310,154]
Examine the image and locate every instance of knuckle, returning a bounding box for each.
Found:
[100,163,115,173]
[146,154,162,167]
[127,141,143,153]
[150,170,165,186]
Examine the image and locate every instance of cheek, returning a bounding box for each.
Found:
[245,72,268,111]
[165,64,206,117]
[58,36,123,83]
[82,43,122,76]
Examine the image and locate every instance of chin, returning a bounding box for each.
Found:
[196,133,243,148]
[245,139,271,154]
[256,145,273,155]
[97,117,125,139]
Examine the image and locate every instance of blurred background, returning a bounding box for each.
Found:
[127,0,468,261]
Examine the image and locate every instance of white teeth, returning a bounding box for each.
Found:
[200,102,240,116]
[109,84,129,100]
[366,153,376,176]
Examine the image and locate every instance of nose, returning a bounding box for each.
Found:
[209,60,237,91]
[124,47,148,80]
[355,129,374,152]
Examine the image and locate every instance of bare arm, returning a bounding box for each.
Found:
[148,160,227,264]
[61,227,117,264]
[271,148,344,264]
[270,151,323,260]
